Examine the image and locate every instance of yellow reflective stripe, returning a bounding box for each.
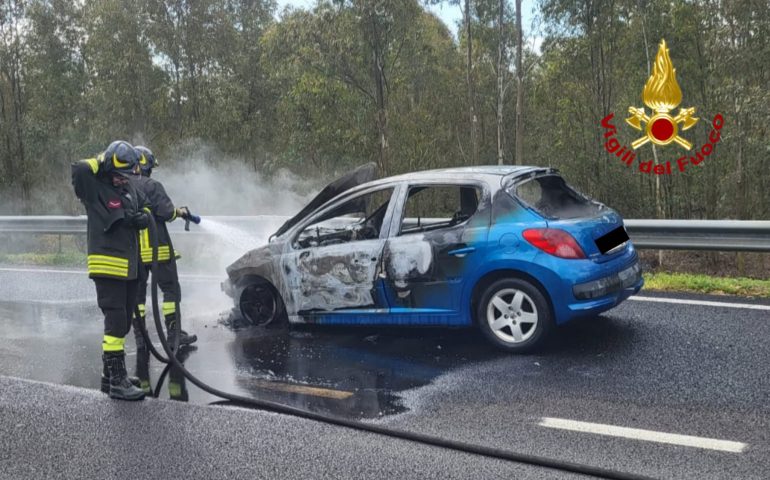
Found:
[83,158,99,174]
[102,335,125,352]
[88,263,128,273]
[170,209,177,222]
[88,255,128,266]
[168,382,182,398]
[162,302,176,315]
[141,253,170,259]
[87,260,128,275]
[140,245,171,262]
[137,304,146,316]
[139,229,150,250]
[113,153,129,168]
[143,207,151,214]
[88,265,129,275]
[139,252,171,257]
[87,261,127,269]
[140,245,169,254]
[89,268,129,278]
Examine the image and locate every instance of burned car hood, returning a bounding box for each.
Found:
[272,162,377,239]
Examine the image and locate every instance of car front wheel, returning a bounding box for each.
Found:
[477,278,553,352]
[239,282,286,328]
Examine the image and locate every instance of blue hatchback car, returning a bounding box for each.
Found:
[224,164,643,352]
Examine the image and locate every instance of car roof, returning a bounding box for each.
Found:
[353,165,555,190]
[274,165,557,239]
[383,165,546,181]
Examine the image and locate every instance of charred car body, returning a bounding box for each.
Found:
[224,164,643,352]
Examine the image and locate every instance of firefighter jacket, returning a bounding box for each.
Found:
[71,159,149,280]
[132,175,177,264]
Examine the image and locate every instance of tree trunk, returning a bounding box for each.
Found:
[465,0,478,165]
[514,0,523,165]
[496,0,505,165]
[373,46,389,175]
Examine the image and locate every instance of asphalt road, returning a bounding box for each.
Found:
[0,266,768,479]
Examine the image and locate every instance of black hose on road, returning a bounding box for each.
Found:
[144,215,656,480]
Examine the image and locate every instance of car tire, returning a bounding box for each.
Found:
[476,278,553,353]
[238,282,287,328]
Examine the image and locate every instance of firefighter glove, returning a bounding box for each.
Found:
[125,211,150,230]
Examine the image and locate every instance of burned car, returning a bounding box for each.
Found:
[224,164,643,352]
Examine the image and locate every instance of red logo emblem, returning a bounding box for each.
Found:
[107,199,122,209]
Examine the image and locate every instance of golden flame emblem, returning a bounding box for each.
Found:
[626,40,698,150]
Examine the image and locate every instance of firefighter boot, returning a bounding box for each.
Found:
[166,312,197,347]
[100,317,144,394]
[133,319,153,395]
[102,352,145,401]
[101,361,142,393]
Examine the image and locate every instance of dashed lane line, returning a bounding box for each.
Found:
[629,295,770,311]
[239,377,354,400]
[538,417,747,453]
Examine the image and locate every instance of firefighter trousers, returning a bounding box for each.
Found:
[136,259,182,319]
[94,277,139,352]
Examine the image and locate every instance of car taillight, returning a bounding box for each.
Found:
[522,228,586,259]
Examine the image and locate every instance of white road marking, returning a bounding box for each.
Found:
[0,266,221,281]
[538,417,747,453]
[0,267,82,275]
[630,295,770,311]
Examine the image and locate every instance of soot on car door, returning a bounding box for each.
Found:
[381,184,488,325]
[283,187,396,323]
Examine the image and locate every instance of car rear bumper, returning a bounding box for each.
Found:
[562,260,643,321]
[529,243,643,325]
[572,262,642,300]
[567,276,643,315]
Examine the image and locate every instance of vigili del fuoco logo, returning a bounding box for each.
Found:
[600,39,724,175]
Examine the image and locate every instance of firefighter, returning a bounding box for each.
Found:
[132,145,197,355]
[71,140,148,401]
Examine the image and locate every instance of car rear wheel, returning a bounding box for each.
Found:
[239,283,286,327]
[476,278,553,352]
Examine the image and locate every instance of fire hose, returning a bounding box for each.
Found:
[137,214,654,480]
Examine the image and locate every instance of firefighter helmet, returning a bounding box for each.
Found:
[135,146,158,176]
[101,140,140,173]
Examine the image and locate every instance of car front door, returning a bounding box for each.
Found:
[381,182,490,326]
[282,186,398,324]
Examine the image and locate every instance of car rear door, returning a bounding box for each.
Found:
[380,182,490,325]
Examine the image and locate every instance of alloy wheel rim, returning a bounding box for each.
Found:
[240,285,277,326]
[486,288,538,344]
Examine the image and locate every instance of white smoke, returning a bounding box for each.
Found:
[152,148,318,216]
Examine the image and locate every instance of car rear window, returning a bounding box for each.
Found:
[507,174,603,219]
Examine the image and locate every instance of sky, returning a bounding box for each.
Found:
[274,0,541,48]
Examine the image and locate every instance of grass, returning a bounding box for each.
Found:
[643,272,770,298]
[0,252,85,266]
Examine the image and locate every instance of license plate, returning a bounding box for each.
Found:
[595,226,630,254]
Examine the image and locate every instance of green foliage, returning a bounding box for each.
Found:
[0,0,767,220]
[0,251,86,266]
[644,272,770,298]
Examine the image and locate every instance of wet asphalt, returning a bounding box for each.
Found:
[0,266,769,479]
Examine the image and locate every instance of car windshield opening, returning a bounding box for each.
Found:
[294,188,394,249]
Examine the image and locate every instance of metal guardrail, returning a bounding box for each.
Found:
[1,216,769,252]
[623,219,770,252]
[0,215,287,235]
